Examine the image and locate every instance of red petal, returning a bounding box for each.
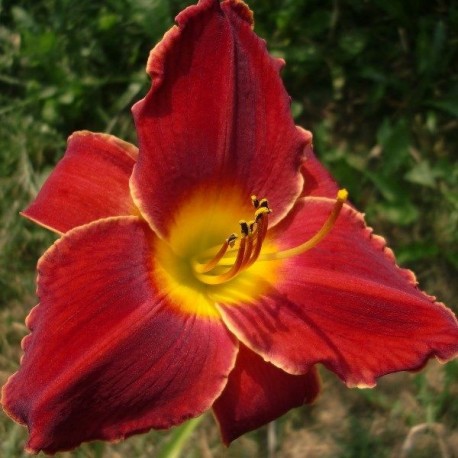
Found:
[131,0,307,236]
[217,198,458,387]
[22,131,138,234]
[213,344,320,445]
[1,217,237,454]
[298,128,339,198]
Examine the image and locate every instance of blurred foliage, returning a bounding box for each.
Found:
[0,0,457,456]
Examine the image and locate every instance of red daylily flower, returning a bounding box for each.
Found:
[2,0,458,454]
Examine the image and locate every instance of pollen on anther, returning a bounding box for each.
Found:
[251,195,259,208]
[255,206,270,221]
[227,233,238,247]
[239,220,249,236]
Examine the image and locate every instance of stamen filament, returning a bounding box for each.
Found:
[240,233,254,269]
[192,233,238,273]
[259,189,348,261]
[196,237,247,285]
[244,211,269,268]
[251,195,260,208]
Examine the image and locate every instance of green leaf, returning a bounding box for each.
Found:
[427,100,458,117]
[361,170,404,203]
[376,118,411,174]
[156,416,204,458]
[396,242,439,264]
[374,200,419,226]
[404,161,437,188]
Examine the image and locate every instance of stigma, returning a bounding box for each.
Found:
[192,189,348,285]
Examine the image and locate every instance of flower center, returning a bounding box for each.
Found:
[192,197,271,285]
[152,186,347,318]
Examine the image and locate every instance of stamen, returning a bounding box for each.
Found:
[196,224,248,285]
[259,189,348,261]
[192,233,238,274]
[244,209,269,268]
[239,220,249,236]
[214,207,270,268]
[251,195,260,208]
[192,190,347,285]
[227,233,238,248]
[255,206,271,221]
[239,220,256,269]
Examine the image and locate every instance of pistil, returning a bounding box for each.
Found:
[259,189,348,261]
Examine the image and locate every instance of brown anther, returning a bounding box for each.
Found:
[226,233,238,247]
[255,206,270,222]
[251,195,260,208]
[239,220,249,236]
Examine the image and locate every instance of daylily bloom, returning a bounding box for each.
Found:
[2,0,458,454]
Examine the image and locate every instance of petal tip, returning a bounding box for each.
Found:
[350,381,377,389]
[20,210,64,235]
[275,57,286,73]
[143,0,223,85]
[222,0,254,26]
[1,375,26,428]
[297,125,313,145]
[67,131,138,160]
[67,129,92,141]
[436,348,458,365]
[24,446,38,455]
